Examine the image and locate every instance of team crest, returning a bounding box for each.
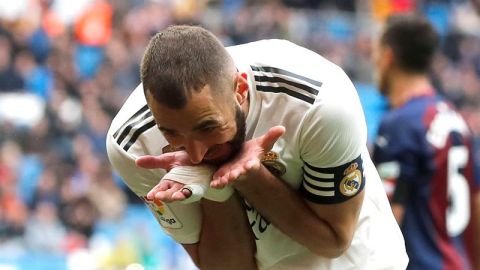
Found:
[162,144,180,154]
[339,163,362,196]
[261,151,286,176]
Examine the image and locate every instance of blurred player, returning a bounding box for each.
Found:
[372,14,480,270]
[107,25,408,269]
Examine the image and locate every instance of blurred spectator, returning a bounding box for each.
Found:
[24,200,66,254]
[0,35,23,91]
[61,196,97,240]
[14,49,54,99]
[88,162,127,222]
[0,141,28,239]
[30,167,61,209]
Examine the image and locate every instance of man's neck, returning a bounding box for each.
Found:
[389,72,434,108]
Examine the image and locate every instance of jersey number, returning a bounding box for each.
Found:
[447,146,470,237]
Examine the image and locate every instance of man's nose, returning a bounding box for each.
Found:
[185,139,208,164]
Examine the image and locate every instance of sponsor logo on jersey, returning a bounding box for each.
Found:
[261,151,286,176]
[339,163,362,196]
[142,196,182,229]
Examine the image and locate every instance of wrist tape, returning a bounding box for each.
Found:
[163,166,234,203]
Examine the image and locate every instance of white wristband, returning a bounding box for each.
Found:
[163,166,234,203]
[204,185,234,202]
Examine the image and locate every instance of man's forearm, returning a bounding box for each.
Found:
[198,193,257,270]
[233,165,348,258]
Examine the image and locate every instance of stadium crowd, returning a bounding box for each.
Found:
[0,0,479,269]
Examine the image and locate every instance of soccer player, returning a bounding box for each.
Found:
[372,14,480,270]
[107,25,408,269]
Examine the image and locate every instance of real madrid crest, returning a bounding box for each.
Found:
[261,151,286,176]
[162,144,180,154]
[339,162,362,196]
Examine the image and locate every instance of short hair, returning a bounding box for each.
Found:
[141,25,236,108]
[381,14,439,73]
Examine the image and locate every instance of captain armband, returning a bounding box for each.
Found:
[163,166,234,203]
[300,155,366,204]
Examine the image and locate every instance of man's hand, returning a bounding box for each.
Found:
[136,150,193,171]
[148,178,192,202]
[136,151,193,203]
[211,125,285,189]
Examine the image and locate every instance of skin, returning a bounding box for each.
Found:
[137,70,364,266]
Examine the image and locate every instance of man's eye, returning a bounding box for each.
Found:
[162,130,178,137]
[200,126,217,133]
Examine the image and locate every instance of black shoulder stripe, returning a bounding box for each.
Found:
[251,65,323,88]
[253,75,319,95]
[113,105,149,138]
[251,65,321,104]
[255,85,315,104]
[115,111,153,145]
[123,119,157,151]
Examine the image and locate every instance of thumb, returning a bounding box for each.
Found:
[136,153,176,170]
[259,125,285,151]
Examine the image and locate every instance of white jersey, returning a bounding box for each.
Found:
[107,40,408,269]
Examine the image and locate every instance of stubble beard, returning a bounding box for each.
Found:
[204,105,247,166]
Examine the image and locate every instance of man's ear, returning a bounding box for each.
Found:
[235,72,249,105]
[382,46,395,70]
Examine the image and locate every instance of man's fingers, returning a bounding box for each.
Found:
[147,180,171,200]
[245,159,260,171]
[230,169,240,180]
[212,166,230,182]
[212,126,285,187]
[181,187,192,197]
[260,125,286,151]
[136,153,177,170]
[211,167,246,189]
[172,188,191,201]
[153,182,185,202]
[211,176,227,189]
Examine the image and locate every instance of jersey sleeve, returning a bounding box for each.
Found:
[106,133,163,196]
[298,74,368,204]
[105,133,177,229]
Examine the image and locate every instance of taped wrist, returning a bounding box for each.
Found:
[163,166,234,203]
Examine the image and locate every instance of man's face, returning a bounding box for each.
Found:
[147,85,246,165]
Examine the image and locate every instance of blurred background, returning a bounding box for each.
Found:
[0,0,479,269]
